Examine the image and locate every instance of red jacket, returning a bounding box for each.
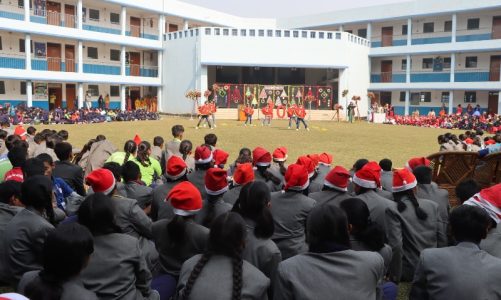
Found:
[261,106,273,117]
[4,167,23,182]
[244,106,254,116]
[287,106,297,117]
[198,105,210,116]
[208,102,217,113]
[296,106,306,119]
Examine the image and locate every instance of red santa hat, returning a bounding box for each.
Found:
[232,163,255,186]
[14,126,27,141]
[318,152,333,166]
[296,156,316,178]
[284,164,309,191]
[464,138,474,145]
[253,147,272,167]
[205,168,229,195]
[485,139,496,146]
[392,169,417,192]
[406,157,431,171]
[0,294,29,300]
[272,147,288,162]
[353,161,381,189]
[324,166,351,192]
[167,181,202,216]
[85,169,116,195]
[133,134,142,146]
[213,149,229,167]
[307,154,320,167]
[464,184,501,223]
[194,145,213,164]
[166,156,187,180]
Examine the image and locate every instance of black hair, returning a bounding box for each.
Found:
[201,194,223,228]
[46,134,62,149]
[450,205,491,244]
[57,130,69,141]
[232,181,274,239]
[7,146,27,167]
[455,179,481,204]
[167,214,192,247]
[95,135,106,141]
[236,148,252,165]
[153,136,164,147]
[340,198,385,251]
[256,165,281,185]
[78,192,121,236]
[37,153,54,165]
[0,180,22,204]
[353,159,369,172]
[393,189,428,220]
[379,158,392,172]
[0,129,8,140]
[204,133,217,147]
[307,204,351,252]
[122,160,141,182]
[33,133,44,144]
[413,166,433,184]
[122,140,137,165]
[179,140,193,161]
[136,141,152,167]
[27,126,36,135]
[181,212,246,300]
[21,175,55,224]
[172,125,184,138]
[24,223,94,300]
[54,142,72,161]
[1,120,10,127]
[103,162,122,182]
[6,135,21,151]
[73,139,96,165]
[23,158,46,178]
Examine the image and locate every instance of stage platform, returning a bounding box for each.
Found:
[214,108,347,121]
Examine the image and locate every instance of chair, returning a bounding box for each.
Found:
[474,152,501,188]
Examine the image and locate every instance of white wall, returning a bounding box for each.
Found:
[386,90,490,108]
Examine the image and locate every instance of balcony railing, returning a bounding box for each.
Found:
[410,71,451,82]
[371,71,406,83]
[455,69,491,82]
[456,27,494,42]
[31,57,77,72]
[0,53,26,69]
[83,60,121,75]
[127,24,158,40]
[372,68,500,83]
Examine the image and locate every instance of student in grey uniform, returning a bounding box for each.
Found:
[392,168,446,282]
[347,158,368,195]
[122,161,153,210]
[296,155,323,193]
[18,223,98,300]
[273,204,384,300]
[227,147,252,176]
[176,212,270,300]
[270,164,316,259]
[315,152,333,184]
[379,158,393,192]
[187,145,213,200]
[78,193,160,300]
[223,162,255,205]
[165,125,184,157]
[1,176,55,287]
[309,165,351,206]
[410,205,501,300]
[195,168,231,228]
[212,148,229,169]
[455,179,481,205]
[253,147,282,192]
[102,162,127,197]
[179,140,195,173]
[268,147,288,185]
[151,156,188,221]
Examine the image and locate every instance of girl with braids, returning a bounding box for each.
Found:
[176,212,269,300]
[391,168,446,282]
[73,138,95,165]
[133,141,162,186]
[273,204,384,300]
[228,147,252,176]
[18,223,97,300]
[106,140,137,165]
[252,147,282,192]
[195,168,231,228]
[1,176,55,286]
[179,140,195,173]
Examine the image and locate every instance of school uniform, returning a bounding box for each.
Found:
[53,160,86,196]
[151,146,163,162]
[0,203,22,283]
[254,170,282,192]
[177,254,270,300]
[481,225,501,259]
[151,181,180,221]
[222,185,243,205]
[380,170,393,192]
[18,271,98,300]
[410,242,501,300]
[307,175,323,193]
[416,183,449,237]
[309,188,351,206]
[32,142,58,162]
[376,188,394,200]
[165,139,182,158]
[267,164,285,186]
[315,164,331,185]
[111,194,153,239]
[194,197,232,227]
[81,233,159,300]
[273,250,384,300]
[125,181,153,209]
[350,237,393,273]
[439,142,455,152]
[187,169,208,200]
[270,191,316,259]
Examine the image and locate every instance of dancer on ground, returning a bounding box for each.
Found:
[295,104,309,131]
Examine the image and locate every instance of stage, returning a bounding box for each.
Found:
[214,108,347,121]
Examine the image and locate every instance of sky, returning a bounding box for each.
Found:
[180,0,411,18]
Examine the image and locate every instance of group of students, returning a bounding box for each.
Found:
[437,130,501,157]
[242,103,309,130]
[1,123,501,300]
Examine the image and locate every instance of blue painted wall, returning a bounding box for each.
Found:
[411,73,450,82]
[455,72,490,82]
[412,36,451,45]
[0,100,121,110]
[457,34,492,42]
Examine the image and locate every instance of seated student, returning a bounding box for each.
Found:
[212,149,229,169]
[410,205,501,299]
[268,147,288,184]
[165,125,184,157]
[296,155,323,193]
[195,168,231,228]
[223,162,255,205]
[273,204,384,300]
[176,212,269,300]
[253,147,282,192]
[227,147,252,176]
[379,158,393,192]
[4,146,27,182]
[122,161,153,211]
[187,145,213,200]
[152,182,208,278]
[53,142,86,196]
[455,179,481,204]
[18,223,97,300]
[1,176,55,286]
[78,193,160,300]
[102,162,127,197]
[271,164,316,260]
[151,136,164,162]
[133,141,162,187]
[178,140,195,173]
[106,140,137,165]
[204,133,218,151]
[309,166,351,206]
[315,152,333,184]
[0,136,28,180]
[151,156,188,221]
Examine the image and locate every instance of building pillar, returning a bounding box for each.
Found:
[498,92,501,115]
[406,54,411,83]
[183,19,189,30]
[78,83,84,108]
[407,18,412,46]
[120,84,126,111]
[26,81,33,107]
[24,0,30,22]
[158,14,165,41]
[367,22,372,40]
[338,68,348,115]
[121,46,126,76]
[77,0,83,30]
[200,65,208,106]
[121,6,127,36]
[448,91,454,115]
[452,13,457,43]
[156,86,162,112]
[450,53,456,82]
[157,50,163,79]
[25,34,31,71]
[77,41,83,73]
[404,90,410,116]
[339,24,344,32]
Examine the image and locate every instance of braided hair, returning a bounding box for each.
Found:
[256,165,281,185]
[136,141,152,167]
[180,140,193,161]
[122,140,137,165]
[393,189,428,220]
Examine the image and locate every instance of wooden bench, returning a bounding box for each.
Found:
[474,152,501,188]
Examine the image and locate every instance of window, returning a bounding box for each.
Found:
[464,92,476,103]
[284,31,290,37]
[402,24,408,35]
[293,31,299,38]
[444,21,452,32]
[214,28,220,35]
[110,13,120,24]
[267,30,273,37]
[443,57,451,69]
[258,30,264,37]
[465,56,477,68]
[87,47,98,59]
[276,30,281,37]
[17,0,32,8]
[110,86,119,97]
[319,32,324,39]
[240,29,246,36]
[20,82,26,95]
[110,49,120,61]
[310,32,316,38]
[82,7,86,22]
[420,92,431,102]
[232,29,237,36]
[357,28,367,38]
[410,93,421,105]
[327,32,333,39]
[223,28,229,36]
[400,91,406,102]
[423,22,434,33]
[0,37,2,51]
[422,58,433,69]
[19,39,33,53]
[88,85,99,96]
[89,9,99,21]
[205,28,211,35]
[249,29,255,36]
[302,31,307,38]
[0,81,5,95]
[401,59,407,71]
[441,92,450,103]
[467,18,480,30]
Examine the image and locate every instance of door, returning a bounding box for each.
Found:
[381,60,393,83]
[48,85,63,110]
[488,92,499,115]
[64,5,75,28]
[382,26,393,47]
[492,16,501,39]
[66,84,76,110]
[380,92,392,106]
[168,24,178,32]
[490,55,501,81]
[128,52,140,76]
[47,43,61,71]
[130,89,141,110]
[46,1,61,26]
[65,45,75,72]
[130,17,141,37]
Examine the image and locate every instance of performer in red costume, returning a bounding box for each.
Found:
[196,102,213,129]
[244,104,254,126]
[295,104,310,131]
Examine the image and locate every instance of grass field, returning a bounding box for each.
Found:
[39,116,451,169]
